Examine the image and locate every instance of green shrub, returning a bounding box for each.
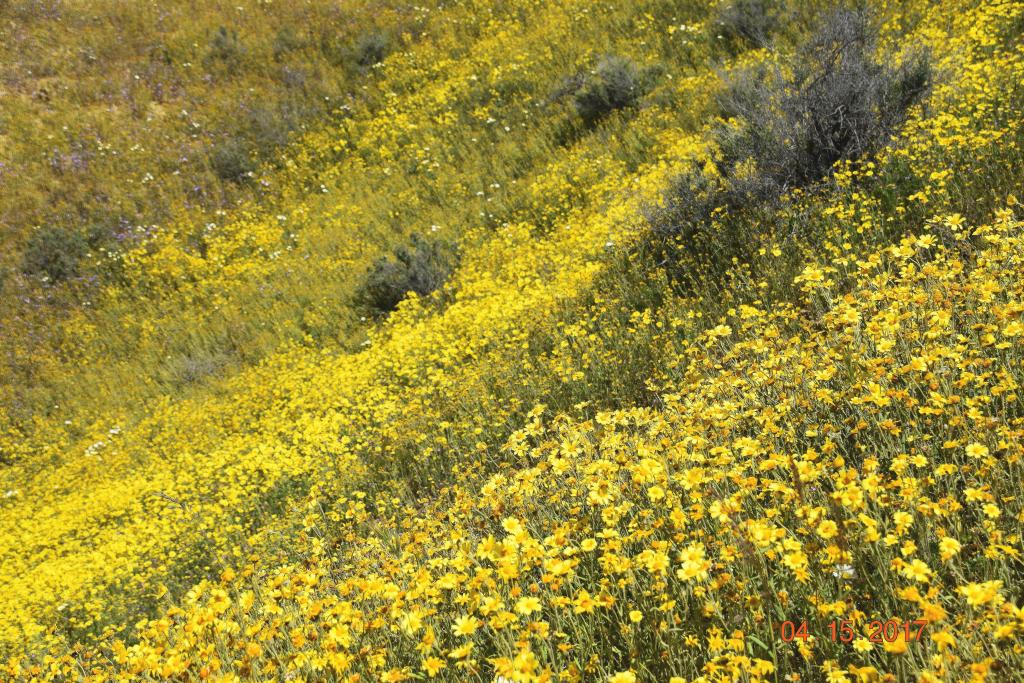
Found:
[650,9,932,280]
[353,31,389,67]
[272,26,305,62]
[715,8,932,194]
[162,349,233,389]
[22,225,89,283]
[648,165,723,245]
[360,234,453,313]
[645,164,753,281]
[573,55,643,127]
[711,0,781,51]
[206,26,244,71]
[209,138,255,183]
[247,105,293,154]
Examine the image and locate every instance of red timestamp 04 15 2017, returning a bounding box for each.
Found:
[779,619,929,644]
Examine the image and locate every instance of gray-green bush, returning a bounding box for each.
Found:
[206,26,244,72]
[209,139,256,183]
[715,8,931,194]
[353,31,390,67]
[650,8,932,275]
[573,55,644,127]
[711,0,781,50]
[22,226,89,283]
[360,234,453,313]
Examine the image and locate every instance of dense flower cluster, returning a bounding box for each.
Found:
[2,0,1023,681]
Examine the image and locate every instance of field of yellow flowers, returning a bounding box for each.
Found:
[2,0,1023,681]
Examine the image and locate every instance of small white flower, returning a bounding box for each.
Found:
[832,564,855,579]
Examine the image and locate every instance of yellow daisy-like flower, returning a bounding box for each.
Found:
[515,596,542,616]
[965,443,989,459]
[939,537,961,561]
[817,520,839,540]
[883,636,907,654]
[930,630,956,649]
[448,641,473,659]
[852,637,872,652]
[574,590,597,614]
[901,558,933,583]
[422,656,445,677]
[452,615,480,637]
[960,580,1002,606]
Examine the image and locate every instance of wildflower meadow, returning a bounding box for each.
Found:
[1,0,1023,681]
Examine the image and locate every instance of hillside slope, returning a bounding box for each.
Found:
[2,0,1024,681]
